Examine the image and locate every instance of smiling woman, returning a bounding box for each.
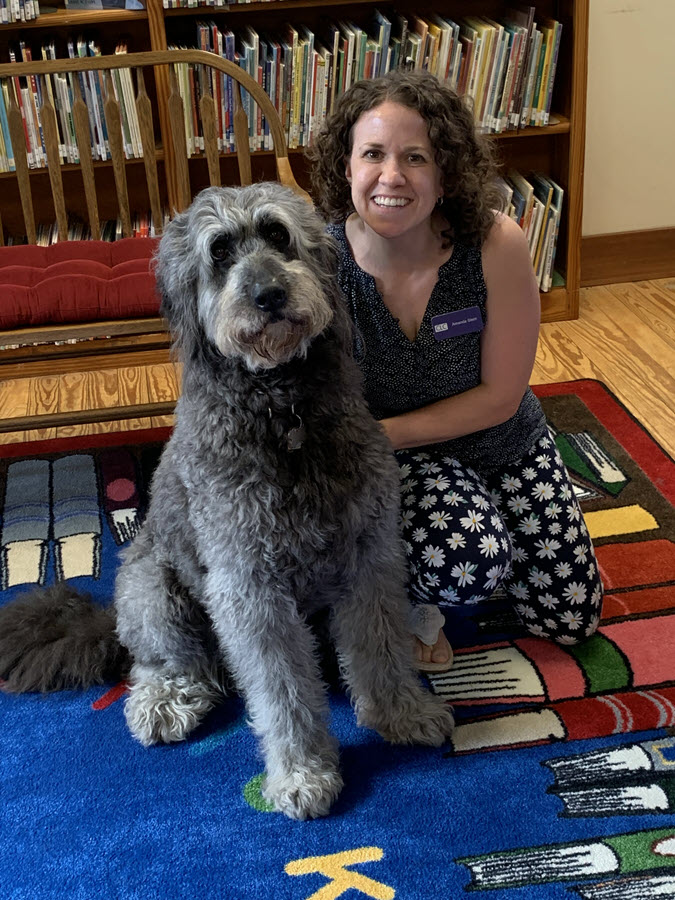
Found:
[308,70,605,671]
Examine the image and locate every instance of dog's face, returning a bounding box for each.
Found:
[155,184,341,370]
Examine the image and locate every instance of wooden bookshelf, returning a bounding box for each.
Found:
[0,0,588,320]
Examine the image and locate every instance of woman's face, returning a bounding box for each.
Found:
[345,101,443,242]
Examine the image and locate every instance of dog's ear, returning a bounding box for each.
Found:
[314,225,340,281]
[316,229,356,357]
[153,209,197,330]
[296,207,357,357]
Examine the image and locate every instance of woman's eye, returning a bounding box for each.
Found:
[210,238,230,262]
[364,150,381,160]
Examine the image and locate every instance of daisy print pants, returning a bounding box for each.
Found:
[397,430,604,645]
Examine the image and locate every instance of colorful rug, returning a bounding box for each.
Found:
[1,379,674,900]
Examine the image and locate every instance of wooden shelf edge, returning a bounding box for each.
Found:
[493,115,570,139]
[164,0,379,14]
[0,400,176,434]
[0,7,148,29]
[0,346,172,379]
[540,286,576,323]
[0,152,165,181]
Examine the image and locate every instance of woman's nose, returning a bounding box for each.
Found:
[379,157,405,185]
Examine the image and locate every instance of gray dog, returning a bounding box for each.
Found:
[0,183,454,819]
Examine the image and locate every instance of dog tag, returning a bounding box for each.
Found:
[286,406,306,451]
[286,424,306,451]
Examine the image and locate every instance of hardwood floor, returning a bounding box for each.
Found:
[1,277,673,455]
[531,277,674,455]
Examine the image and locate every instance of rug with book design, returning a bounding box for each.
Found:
[1,379,674,900]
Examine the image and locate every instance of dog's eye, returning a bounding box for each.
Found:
[263,223,290,250]
[210,237,231,263]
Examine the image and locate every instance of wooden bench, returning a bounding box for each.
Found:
[0,49,309,430]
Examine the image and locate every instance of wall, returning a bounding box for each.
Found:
[583,0,675,236]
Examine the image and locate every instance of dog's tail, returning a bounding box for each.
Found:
[0,583,129,693]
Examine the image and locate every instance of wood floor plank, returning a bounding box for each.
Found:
[560,306,674,454]
[605,281,675,356]
[532,322,603,384]
[0,347,171,381]
[582,285,675,375]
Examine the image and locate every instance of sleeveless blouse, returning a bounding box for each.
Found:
[328,222,548,472]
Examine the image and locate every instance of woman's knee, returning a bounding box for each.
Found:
[515,577,603,644]
[407,541,513,606]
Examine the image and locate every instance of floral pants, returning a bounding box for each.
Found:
[397,430,604,645]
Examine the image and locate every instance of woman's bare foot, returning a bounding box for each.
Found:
[414,628,453,672]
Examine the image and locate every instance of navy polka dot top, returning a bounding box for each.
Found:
[328,222,548,472]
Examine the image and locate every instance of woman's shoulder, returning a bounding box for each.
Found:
[480,211,541,311]
[481,211,531,262]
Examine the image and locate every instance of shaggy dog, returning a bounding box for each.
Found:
[0,184,454,820]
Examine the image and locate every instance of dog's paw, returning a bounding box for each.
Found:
[263,764,344,820]
[124,672,220,746]
[360,692,455,748]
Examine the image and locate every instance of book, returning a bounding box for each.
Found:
[505,5,536,129]
[529,172,554,280]
[395,14,408,70]
[507,169,534,233]
[411,16,428,71]
[527,27,546,126]
[520,27,542,128]
[19,42,46,166]
[500,23,525,131]
[373,10,391,77]
[0,83,14,171]
[540,18,563,125]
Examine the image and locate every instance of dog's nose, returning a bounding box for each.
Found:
[253,283,287,315]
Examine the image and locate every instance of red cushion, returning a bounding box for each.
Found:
[0,238,161,329]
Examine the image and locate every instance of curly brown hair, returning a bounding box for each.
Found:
[306,69,504,246]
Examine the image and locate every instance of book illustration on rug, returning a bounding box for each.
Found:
[0,446,159,591]
[458,827,675,891]
[456,736,675,894]
[1,454,102,589]
[543,735,675,818]
[570,873,675,899]
[549,425,630,499]
[431,617,675,705]
[545,736,675,789]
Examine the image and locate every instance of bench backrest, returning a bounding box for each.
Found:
[0,49,310,245]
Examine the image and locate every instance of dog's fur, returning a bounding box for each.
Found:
[0,184,453,819]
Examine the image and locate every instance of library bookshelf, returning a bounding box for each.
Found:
[0,0,588,321]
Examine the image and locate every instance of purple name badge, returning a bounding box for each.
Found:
[431,306,484,341]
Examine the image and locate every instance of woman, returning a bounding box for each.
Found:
[307,70,603,670]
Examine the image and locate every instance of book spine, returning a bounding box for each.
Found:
[544,22,563,124]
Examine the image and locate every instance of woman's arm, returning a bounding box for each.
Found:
[381,214,541,451]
